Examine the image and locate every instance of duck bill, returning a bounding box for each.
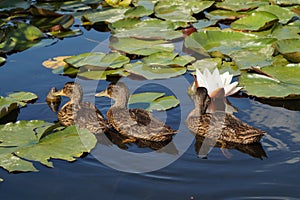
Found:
[51,90,65,97]
[95,90,109,97]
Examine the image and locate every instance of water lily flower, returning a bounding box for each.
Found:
[193,68,242,98]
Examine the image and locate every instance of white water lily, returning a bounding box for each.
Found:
[193,68,243,98]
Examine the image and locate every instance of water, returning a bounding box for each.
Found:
[0,27,299,199]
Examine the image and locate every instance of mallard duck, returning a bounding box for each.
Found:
[95,82,176,142]
[52,82,108,134]
[186,87,264,144]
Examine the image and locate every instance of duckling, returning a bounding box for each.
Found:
[186,87,264,144]
[52,82,108,134]
[95,82,176,142]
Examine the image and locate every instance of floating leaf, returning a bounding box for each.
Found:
[0,121,97,173]
[188,58,241,76]
[112,19,183,40]
[31,14,74,32]
[82,8,129,24]
[0,0,30,11]
[110,37,174,56]
[216,0,269,11]
[42,56,71,69]
[124,61,186,79]
[129,92,179,111]
[256,5,296,24]
[275,39,300,62]
[142,52,195,67]
[154,0,214,22]
[0,91,38,119]
[129,92,165,104]
[105,0,132,7]
[271,24,300,40]
[0,97,18,120]
[64,52,130,69]
[78,67,129,80]
[270,0,300,6]
[124,5,153,18]
[231,11,278,31]
[239,65,300,98]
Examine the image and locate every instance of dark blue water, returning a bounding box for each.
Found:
[0,26,299,199]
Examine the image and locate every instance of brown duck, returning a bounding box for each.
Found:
[186,87,264,144]
[52,82,108,134]
[95,82,176,142]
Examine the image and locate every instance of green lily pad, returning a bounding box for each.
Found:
[142,52,195,67]
[270,0,300,6]
[82,8,129,24]
[64,52,130,69]
[0,57,6,65]
[271,24,300,40]
[216,0,269,12]
[124,61,186,80]
[154,0,214,22]
[105,0,132,7]
[78,67,129,80]
[239,65,300,98]
[187,58,241,76]
[193,19,218,29]
[31,14,74,32]
[110,37,174,56]
[205,9,246,21]
[0,91,38,119]
[124,5,153,18]
[256,5,296,24]
[0,0,30,11]
[129,92,179,111]
[0,38,16,54]
[275,39,300,62]
[0,120,97,172]
[231,11,278,31]
[112,18,183,40]
[129,92,165,104]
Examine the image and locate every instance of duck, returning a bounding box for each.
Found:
[186,87,264,144]
[51,82,108,134]
[95,82,176,142]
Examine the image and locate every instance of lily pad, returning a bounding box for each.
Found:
[270,0,300,6]
[271,24,300,40]
[216,0,269,12]
[154,0,214,22]
[42,56,71,69]
[112,18,183,40]
[275,39,300,62]
[82,8,129,24]
[256,5,296,24]
[239,65,300,98]
[124,61,186,80]
[231,11,278,31]
[64,52,130,69]
[142,52,195,67]
[110,37,174,56]
[105,0,132,7]
[0,120,97,172]
[129,92,179,111]
[187,58,240,76]
[0,91,38,119]
[78,67,129,80]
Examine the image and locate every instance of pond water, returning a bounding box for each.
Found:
[1,24,300,199]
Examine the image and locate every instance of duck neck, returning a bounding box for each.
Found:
[112,93,129,109]
[70,87,83,105]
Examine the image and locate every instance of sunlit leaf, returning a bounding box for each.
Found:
[188,58,240,76]
[239,64,300,98]
[129,92,179,111]
[64,52,130,69]
[124,5,153,18]
[7,92,38,106]
[216,0,269,11]
[124,61,186,79]
[270,0,300,6]
[42,56,71,69]
[0,97,18,120]
[275,39,300,62]
[256,5,296,24]
[0,121,97,172]
[231,11,278,31]
[110,37,174,56]
[111,18,184,40]
[78,68,129,80]
[142,52,195,66]
[105,0,132,7]
[82,8,129,24]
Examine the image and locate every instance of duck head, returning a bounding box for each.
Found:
[52,82,83,104]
